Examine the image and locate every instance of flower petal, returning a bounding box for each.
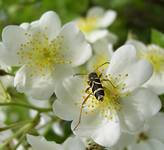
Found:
[126,39,147,52]
[120,88,161,132]
[20,22,31,30]
[59,22,92,66]
[144,73,164,94]
[147,112,164,142]
[97,10,117,28]
[54,74,85,104]
[53,64,74,83]
[53,75,86,120]
[39,11,61,40]
[87,7,104,18]
[72,112,120,147]
[53,99,79,121]
[107,45,153,92]
[87,7,116,28]
[1,26,29,65]
[128,139,164,150]
[87,37,113,71]
[2,25,28,52]
[27,134,61,150]
[91,118,120,147]
[14,65,56,100]
[0,42,19,66]
[111,132,135,150]
[85,29,109,43]
[92,38,114,56]
[63,137,85,150]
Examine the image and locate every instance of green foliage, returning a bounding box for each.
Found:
[151,29,164,48]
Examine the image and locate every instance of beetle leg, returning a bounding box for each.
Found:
[73,92,92,131]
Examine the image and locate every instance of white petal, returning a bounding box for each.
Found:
[126,39,147,52]
[87,38,113,71]
[144,73,164,94]
[27,134,61,150]
[92,38,114,56]
[87,54,110,72]
[128,139,164,150]
[0,42,19,66]
[63,137,85,150]
[54,75,85,104]
[59,22,92,66]
[72,112,120,147]
[87,7,116,28]
[53,99,79,121]
[147,113,164,142]
[97,10,117,28]
[120,88,161,132]
[2,25,28,52]
[111,132,135,150]
[14,65,56,100]
[53,76,86,120]
[53,64,74,83]
[107,45,153,92]
[39,11,61,40]
[20,22,31,30]
[128,142,150,150]
[87,7,104,18]
[1,26,29,65]
[85,29,109,43]
[91,118,120,147]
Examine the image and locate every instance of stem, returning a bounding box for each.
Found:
[0,123,31,149]
[0,120,31,132]
[0,113,40,149]
[0,102,52,112]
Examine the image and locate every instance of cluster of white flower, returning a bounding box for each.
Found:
[0,6,163,150]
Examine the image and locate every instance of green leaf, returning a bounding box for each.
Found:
[151,29,164,48]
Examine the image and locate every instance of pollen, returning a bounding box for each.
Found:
[17,32,70,75]
[80,73,129,120]
[137,132,149,143]
[77,17,98,33]
[86,139,105,150]
[141,45,164,74]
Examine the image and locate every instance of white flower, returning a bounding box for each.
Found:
[111,113,164,150]
[53,45,161,147]
[87,37,114,72]
[0,11,92,100]
[126,39,164,94]
[76,6,117,43]
[27,135,85,150]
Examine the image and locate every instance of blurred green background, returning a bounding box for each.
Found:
[0,0,164,45]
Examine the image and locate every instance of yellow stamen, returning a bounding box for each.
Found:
[17,32,71,75]
[77,17,98,33]
[141,45,164,74]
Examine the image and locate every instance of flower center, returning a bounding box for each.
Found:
[17,32,70,76]
[141,45,164,74]
[86,139,105,150]
[78,73,129,120]
[77,17,97,33]
[137,132,149,143]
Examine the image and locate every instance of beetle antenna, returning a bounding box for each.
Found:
[73,73,88,77]
[95,61,110,71]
